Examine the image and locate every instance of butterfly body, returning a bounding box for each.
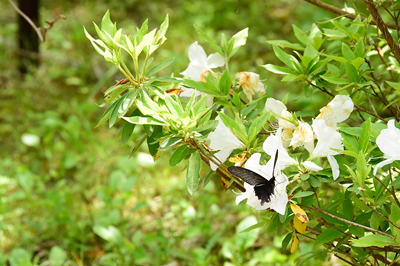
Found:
[228,166,275,205]
[228,150,279,206]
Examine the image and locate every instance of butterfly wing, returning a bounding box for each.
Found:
[227,166,266,186]
[228,166,276,205]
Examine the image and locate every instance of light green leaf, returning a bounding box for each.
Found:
[351,234,396,247]
[136,29,156,57]
[9,248,32,266]
[123,116,166,126]
[49,246,67,266]
[187,151,201,195]
[262,64,297,75]
[228,28,248,57]
[93,225,123,246]
[292,191,314,198]
[159,137,182,151]
[293,24,310,46]
[342,43,355,62]
[194,25,223,55]
[101,10,114,34]
[146,57,174,77]
[266,40,304,50]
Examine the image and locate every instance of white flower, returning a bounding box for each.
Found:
[290,122,314,153]
[265,98,287,116]
[235,153,288,215]
[302,161,323,172]
[180,41,225,82]
[237,72,265,101]
[208,116,244,170]
[265,98,295,130]
[316,95,354,128]
[311,119,343,180]
[374,120,400,175]
[262,128,297,170]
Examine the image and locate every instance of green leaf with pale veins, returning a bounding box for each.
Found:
[187,151,201,195]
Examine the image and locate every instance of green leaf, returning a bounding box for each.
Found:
[346,62,360,83]
[342,43,355,62]
[93,225,123,246]
[101,10,114,35]
[342,198,354,221]
[129,135,146,158]
[386,81,400,92]
[159,137,182,151]
[170,145,190,167]
[165,95,183,118]
[9,248,32,266]
[356,152,367,185]
[389,204,400,243]
[272,45,299,72]
[187,151,201,195]
[123,116,166,126]
[354,40,365,58]
[121,109,141,145]
[323,28,347,39]
[248,111,270,143]
[183,79,220,96]
[292,191,314,198]
[351,234,397,247]
[136,29,156,57]
[49,246,67,266]
[217,112,245,140]
[156,14,169,42]
[262,64,297,75]
[147,125,162,156]
[109,95,126,127]
[331,20,352,37]
[282,233,293,250]
[309,175,321,187]
[293,24,310,46]
[320,75,351,85]
[194,25,223,55]
[219,70,232,95]
[240,221,266,233]
[146,57,174,77]
[359,119,371,153]
[319,52,348,63]
[314,228,343,246]
[228,28,248,57]
[266,40,304,50]
[351,57,365,70]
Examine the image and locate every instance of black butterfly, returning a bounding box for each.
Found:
[228,150,279,206]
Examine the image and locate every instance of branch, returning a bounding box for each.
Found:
[364,0,400,66]
[9,0,65,42]
[303,0,399,30]
[300,205,396,239]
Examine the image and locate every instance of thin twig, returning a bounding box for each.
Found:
[300,205,396,239]
[365,0,400,65]
[372,173,400,208]
[361,190,400,231]
[8,0,65,42]
[303,0,399,30]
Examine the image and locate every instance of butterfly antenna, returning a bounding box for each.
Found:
[272,149,279,177]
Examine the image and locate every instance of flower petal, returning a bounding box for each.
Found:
[302,161,323,172]
[207,53,225,68]
[265,98,287,116]
[327,154,340,180]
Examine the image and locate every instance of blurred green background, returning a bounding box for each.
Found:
[0,0,343,265]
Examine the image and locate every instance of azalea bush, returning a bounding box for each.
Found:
[86,1,400,264]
